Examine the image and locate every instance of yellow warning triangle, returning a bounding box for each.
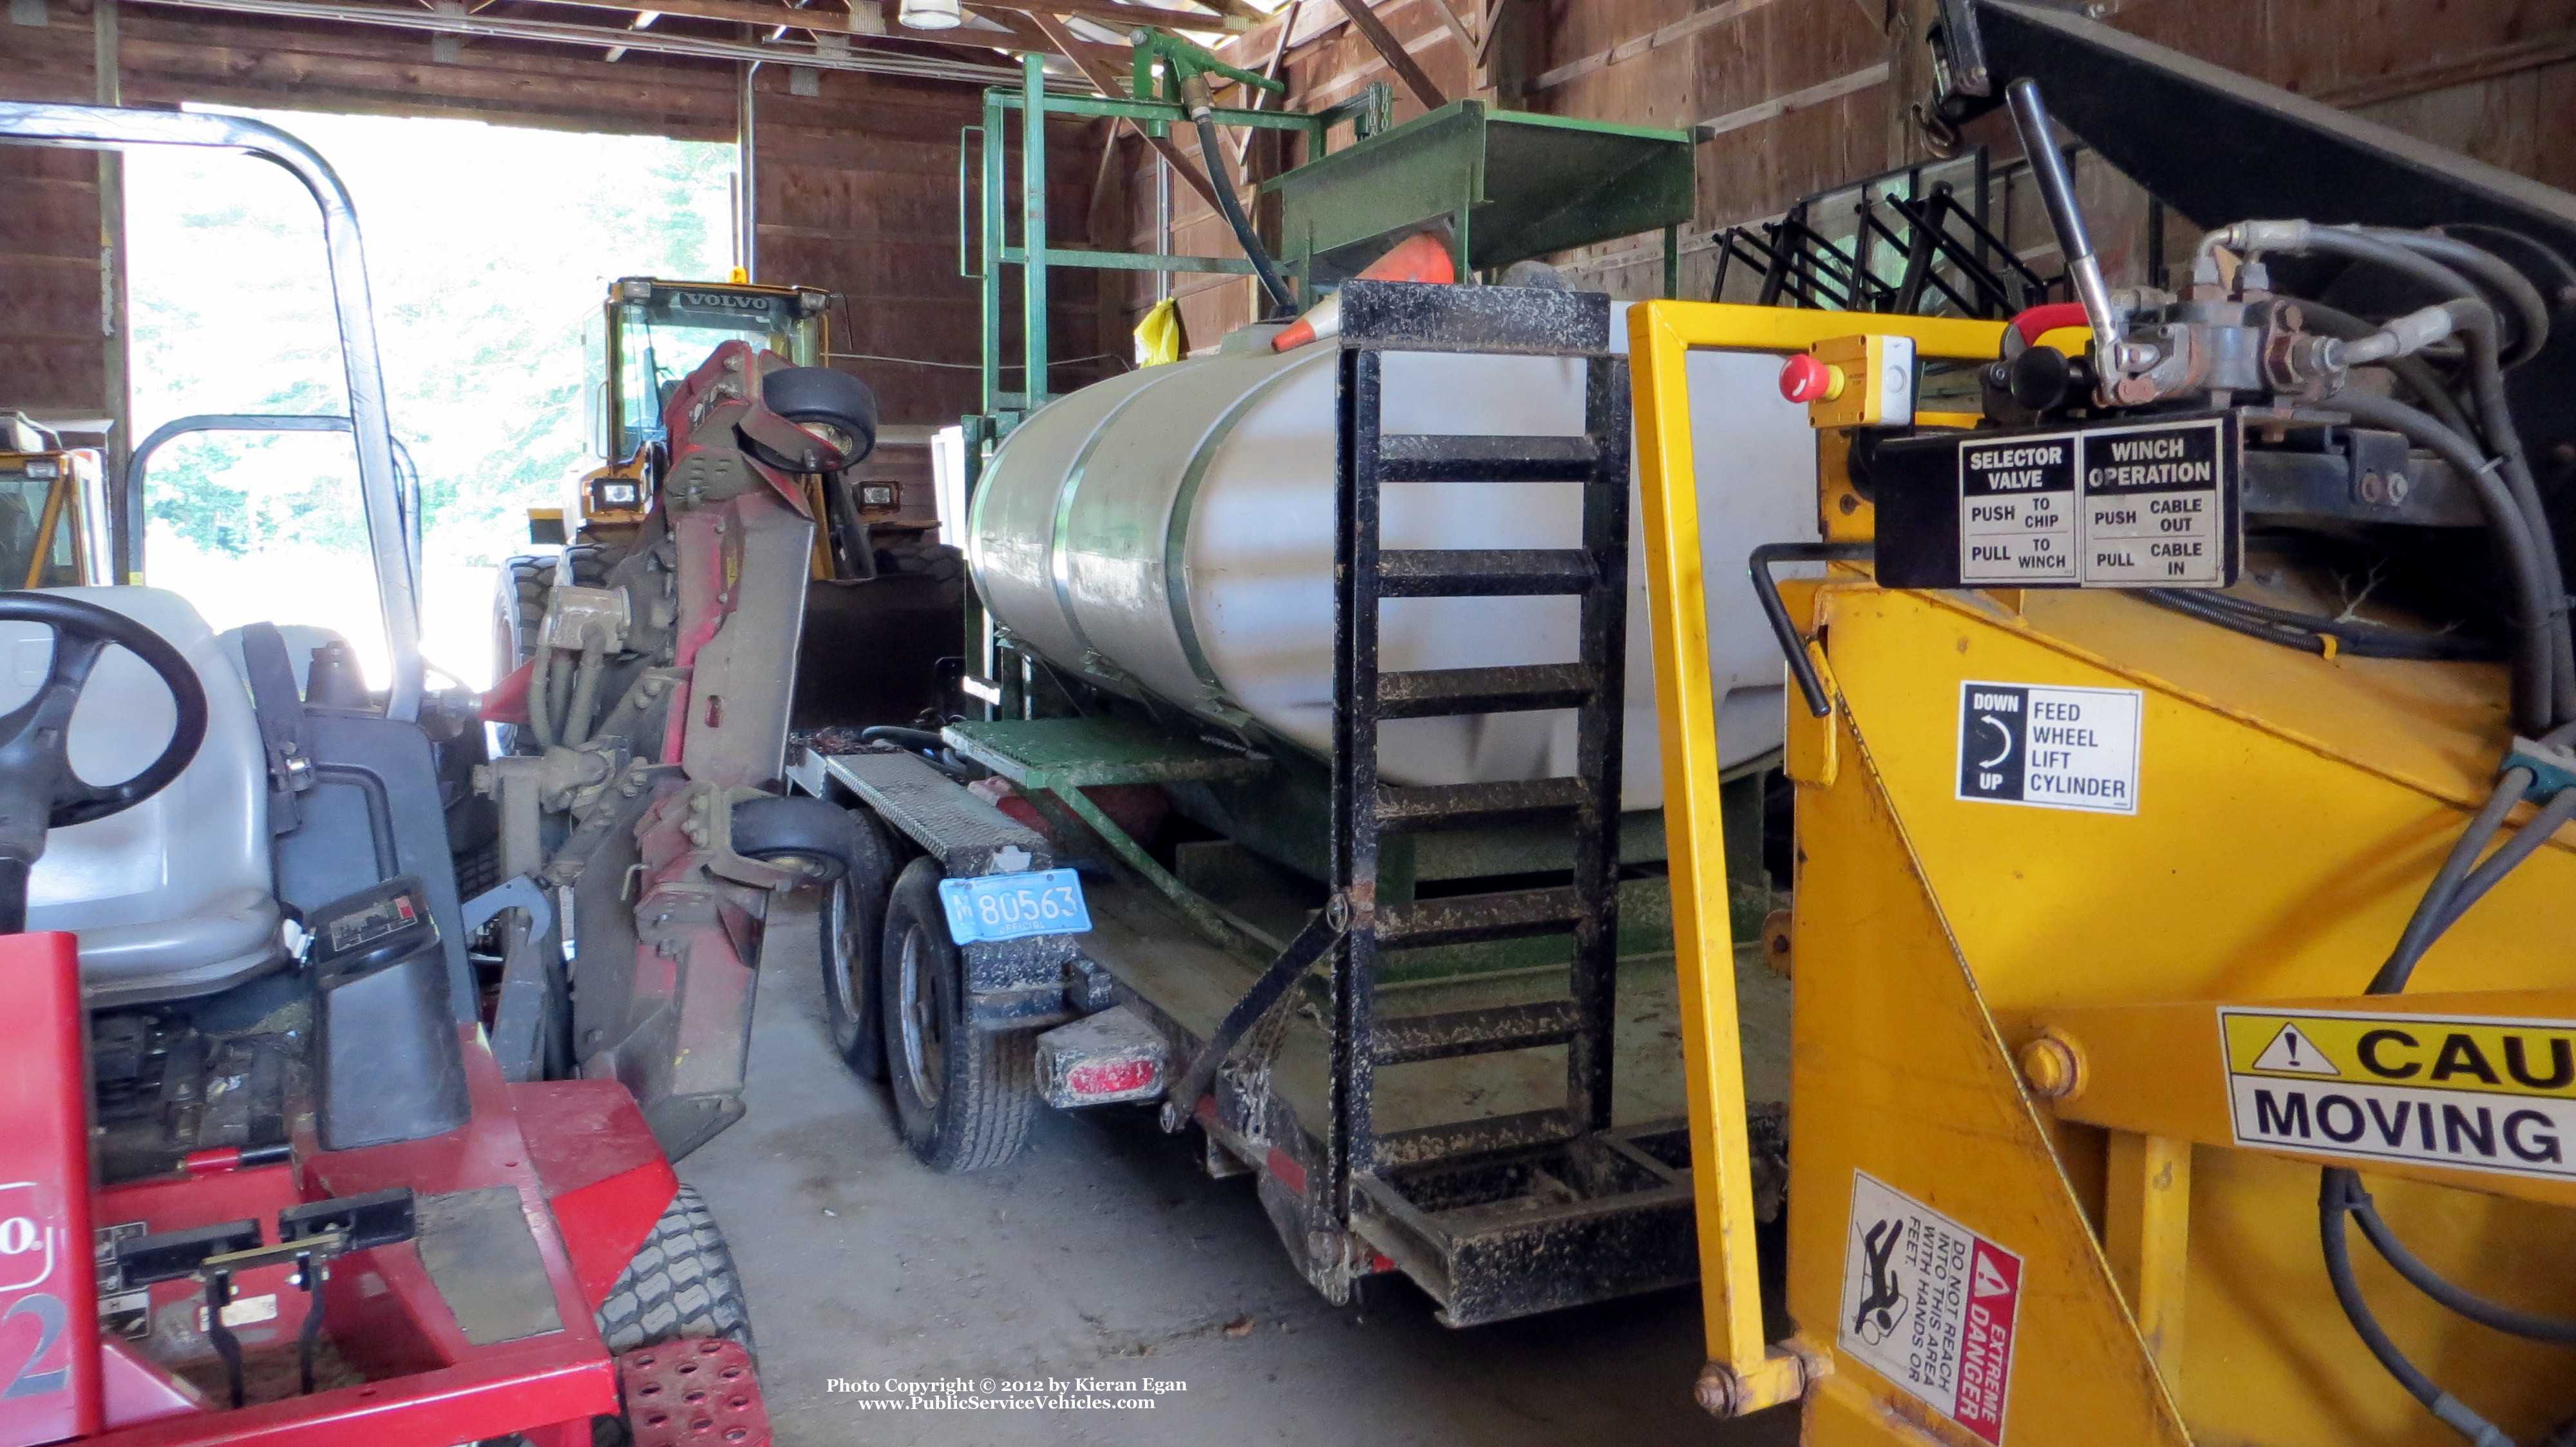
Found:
[2253,1023,2341,1075]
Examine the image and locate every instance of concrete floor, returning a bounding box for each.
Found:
[679,898,1801,1446]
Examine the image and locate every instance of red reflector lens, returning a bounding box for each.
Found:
[1067,1059,1157,1095]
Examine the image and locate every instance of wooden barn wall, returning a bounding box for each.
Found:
[1108,0,2576,346]
[752,64,1101,503]
[0,5,1051,506]
[0,1,114,422]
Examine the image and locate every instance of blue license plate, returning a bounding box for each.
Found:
[937,868,1092,944]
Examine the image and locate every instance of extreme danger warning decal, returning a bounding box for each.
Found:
[1957,681,2142,815]
[2222,1008,2576,1181]
[1840,1172,2023,1445]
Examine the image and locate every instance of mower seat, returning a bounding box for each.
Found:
[10,587,281,1006]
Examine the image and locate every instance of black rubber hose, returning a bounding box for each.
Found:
[858,725,947,755]
[2321,1170,2448,1404]
[1192,111,1297,318]
[2350,1185,2576,1344]
[2435,782,2576,934]
[2358,227,2554,367]
[2439,299,2567,720]
[2331,388,2563,734]
[2292,297,2476,438]
[2320,1172,2518,1447]
[2367,767,2531,994]
[2278,234,2566,719]
[2140,589,2505,662]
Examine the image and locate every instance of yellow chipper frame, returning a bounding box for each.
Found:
[1638,6,2576,1443]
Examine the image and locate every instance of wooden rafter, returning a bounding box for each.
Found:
[956,0,1244,33]
[520,0,872,32]
[1028,12,1229,215]
[1331,0,1444,110]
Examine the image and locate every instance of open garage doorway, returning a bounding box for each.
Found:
[127,106,737,688]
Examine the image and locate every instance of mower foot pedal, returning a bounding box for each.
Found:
[619,1340,769,1447]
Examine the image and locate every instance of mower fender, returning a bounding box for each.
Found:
[509,1079,679,1315]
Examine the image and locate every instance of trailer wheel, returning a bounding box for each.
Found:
[880,858,1034,1171]
[596,1184,755,1356]
[818,810,896,1081]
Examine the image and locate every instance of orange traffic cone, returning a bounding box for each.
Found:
[1271,232,1458,352]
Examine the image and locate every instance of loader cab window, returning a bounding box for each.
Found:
[601,283,822,464]
[0,452,107,589]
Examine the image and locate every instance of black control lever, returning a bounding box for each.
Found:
[2003,80,2123,372]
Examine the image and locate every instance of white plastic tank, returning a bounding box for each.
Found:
[968,303,1818,811]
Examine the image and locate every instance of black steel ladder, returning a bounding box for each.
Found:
[1326,280,1632,1222]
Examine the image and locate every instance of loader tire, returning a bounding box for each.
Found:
[880,858,1035,1172]
[495,545,616,679]
[596,1184,755,1357]
[495,554,551,679]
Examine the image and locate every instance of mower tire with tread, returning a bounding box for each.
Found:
[596,1183,755,1357]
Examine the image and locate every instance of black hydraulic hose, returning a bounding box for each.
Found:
[529,647,561,751]
[1191,111,1297,318]
[2319,1172,2517,1447]
[2275,236,2564,716]
[2140,589,2505,662]
[2438,299,2566,719]
[2358,227,2554,368]
[2331,388,2564,733]
[2291,227,2492,333]
[859,725,947,754]
[2324,734,2576,1446]
[2434,781,2576,934]
[2367,766,2530,994]
[2350,1184,2576,1344]
[2291,298,2477,438]
[2320,1171,2448,1404]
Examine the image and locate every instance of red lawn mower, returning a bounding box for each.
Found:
[0,101,861,1446]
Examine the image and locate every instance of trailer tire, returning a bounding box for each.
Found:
[596,1184,755,1357]
[880,858,1034,1171]
[819,811,897,1081]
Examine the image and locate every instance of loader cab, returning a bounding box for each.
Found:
[589,276,830,466]
[0,415,111,590]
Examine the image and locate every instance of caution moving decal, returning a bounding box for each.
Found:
[1839,1173,2023,1444]
[2221,1009,2576,1181]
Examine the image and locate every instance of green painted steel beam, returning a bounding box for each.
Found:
[999,247,1257,275]
[987,88,1319,135]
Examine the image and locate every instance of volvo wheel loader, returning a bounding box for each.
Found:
[1643,3,2576,1444]
[498,274,963,746]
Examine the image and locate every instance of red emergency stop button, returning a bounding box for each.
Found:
[1779,353,1844,404]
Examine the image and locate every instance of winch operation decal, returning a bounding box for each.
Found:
[1839,1172,2023,1445]
[2222,1008,2576,1181]
[1956,681,2143,815]
[1960,418,2227,587]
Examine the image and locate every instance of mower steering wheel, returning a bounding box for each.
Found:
[0,592,209,840]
